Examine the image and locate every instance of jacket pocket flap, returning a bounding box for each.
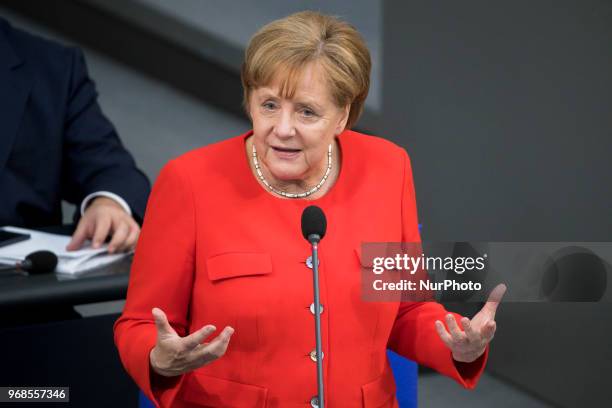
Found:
[355,245,407,271]
[207,252,272,281]
[181,373,268,407]
[354,246,373,268]
[362,370,397,408]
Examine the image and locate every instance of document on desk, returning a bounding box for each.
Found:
[0,226,129,275]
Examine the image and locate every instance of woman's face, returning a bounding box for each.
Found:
[249,63,349,185]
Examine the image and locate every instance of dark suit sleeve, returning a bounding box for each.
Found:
[60,47,150,224]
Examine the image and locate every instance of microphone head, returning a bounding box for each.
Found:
[23,250,58,274]
[301,205,327,243]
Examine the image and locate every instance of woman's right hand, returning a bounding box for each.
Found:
[149,307,234,377]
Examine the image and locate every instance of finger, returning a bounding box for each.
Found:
[92,216,112,248]
[66,219,90,251]
[182,324,217,350]
[152,308,178,338]
[446,314,465,343]
[435,320,453,348]
[481,320,497,342]
[193,326,234,362]
[482,283,507,318]
[122,223,140,252]
[107,222,129,254]
[461,317,480,343]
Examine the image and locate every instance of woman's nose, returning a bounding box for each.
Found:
[274,110,296,138]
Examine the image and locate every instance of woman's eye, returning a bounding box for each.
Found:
[262,101,277,110]
[301,108,317,118]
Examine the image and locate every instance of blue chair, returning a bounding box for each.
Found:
[139,391,154,408]
[387,349,418,408]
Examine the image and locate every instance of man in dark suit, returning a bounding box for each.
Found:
[0,17,150,253]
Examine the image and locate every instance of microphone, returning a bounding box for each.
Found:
[0,250,58,275]
[301,205,327,244]
[301,205,327,408]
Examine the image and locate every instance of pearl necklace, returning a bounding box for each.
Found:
[252,143,333,198]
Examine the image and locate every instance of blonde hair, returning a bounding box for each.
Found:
[241,11,371,129]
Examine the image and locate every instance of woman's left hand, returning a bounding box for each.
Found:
[435,283,507,363]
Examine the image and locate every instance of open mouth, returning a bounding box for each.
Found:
[272,146,301,153]
[271,146,301,160]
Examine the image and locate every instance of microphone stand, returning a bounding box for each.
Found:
[0,262,27,275]
[309,234,325,408]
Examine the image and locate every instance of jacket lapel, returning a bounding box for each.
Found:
[0,21,32,171]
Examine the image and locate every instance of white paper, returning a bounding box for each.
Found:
[0,226,129,275]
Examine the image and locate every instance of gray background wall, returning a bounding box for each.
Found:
[384,1,612,406]
[383,0,612,242]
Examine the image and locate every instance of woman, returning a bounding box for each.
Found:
[114,11,504,407]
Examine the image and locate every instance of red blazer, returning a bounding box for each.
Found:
[114,130,487,407]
